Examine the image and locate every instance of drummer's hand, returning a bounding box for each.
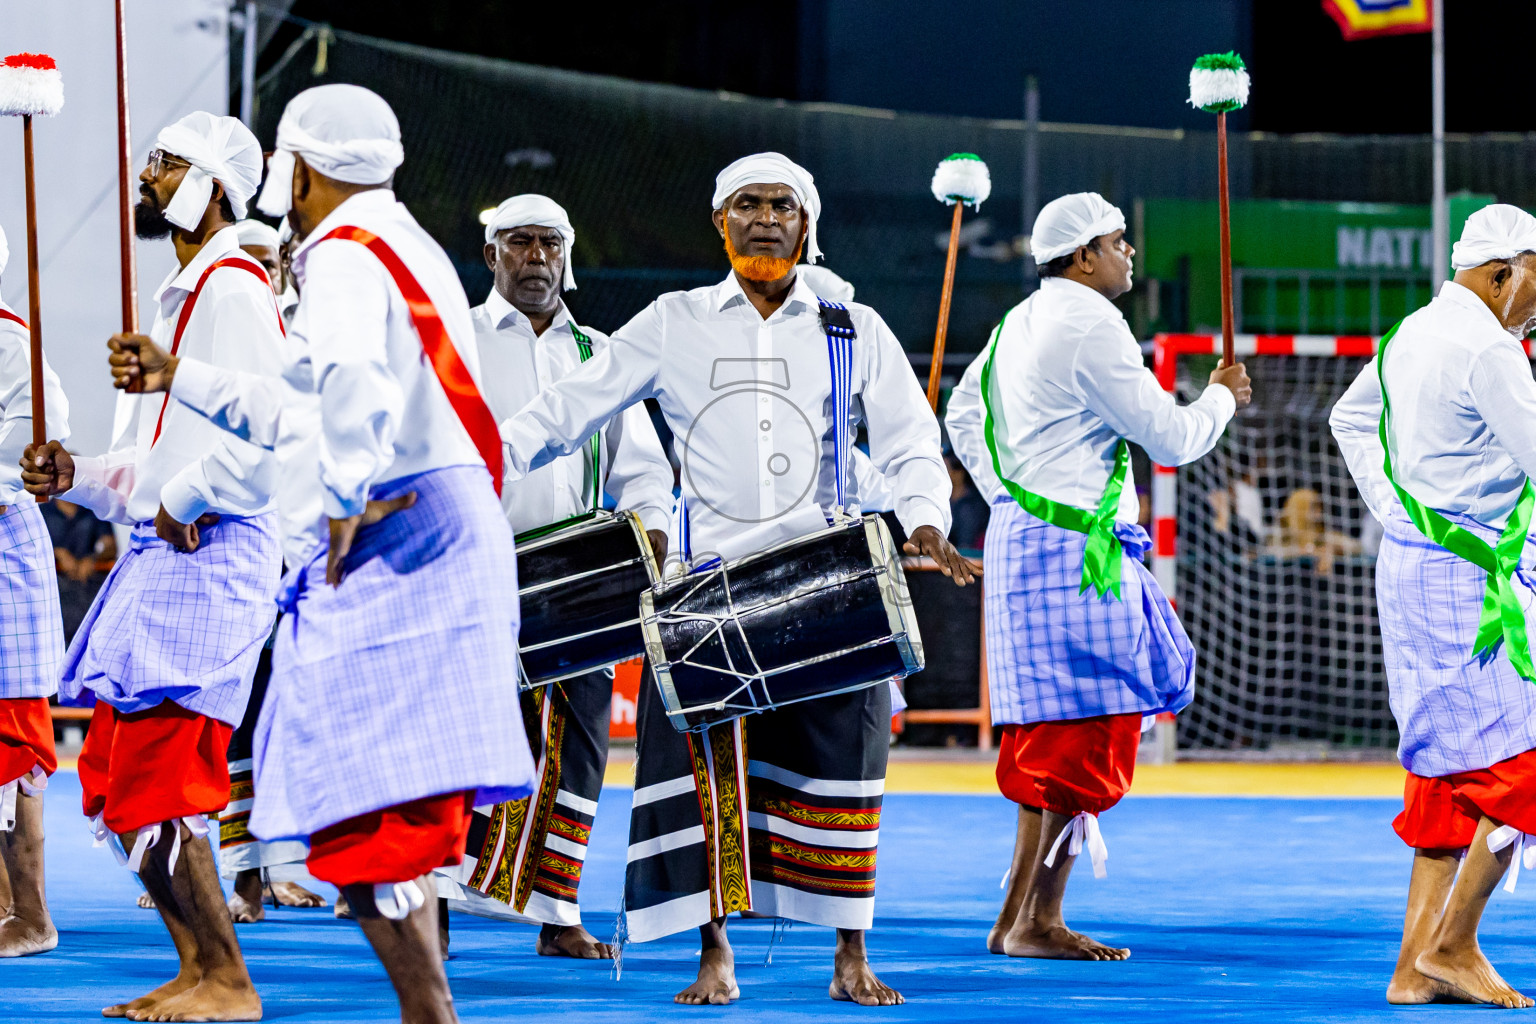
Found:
[904,525,981,587]
[156,504,220,553]
[647,529,668,568]
[328,493,417,586]
[109,333,177,394]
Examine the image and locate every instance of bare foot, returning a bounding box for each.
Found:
[102,970,198,1019]
[137,893,155,910]
[125,975,262,1022]
[829,947,904,1006]
[986,922,1007,955]
[332,893,354,920]
[675,946,737,1005]
[0,913,57,956]
[1003,923,1130,961]
[1386,965,1468,1005]
[536,924,613,959]
[226,892,264,924]
[1417,946,1534,1008]
[268,882,326,908]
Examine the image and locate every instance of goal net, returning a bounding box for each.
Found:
[1151,334,1394,755]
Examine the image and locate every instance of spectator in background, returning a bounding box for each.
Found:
[38,500,114,644]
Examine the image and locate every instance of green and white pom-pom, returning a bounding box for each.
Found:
[931,153,991,210]
[1187,51,1248,114]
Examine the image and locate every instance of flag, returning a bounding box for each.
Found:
[1323,0,1433,40]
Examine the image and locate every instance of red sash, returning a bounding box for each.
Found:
[0,308,25,330]
[315,225,504,497]
[151,256,283,446]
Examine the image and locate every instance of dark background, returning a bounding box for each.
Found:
[262,0,1536,134]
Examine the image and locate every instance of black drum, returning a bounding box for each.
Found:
[516,510,659,686]
[641,514,923,732]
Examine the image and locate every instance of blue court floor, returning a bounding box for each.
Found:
[6,771,1536,1022]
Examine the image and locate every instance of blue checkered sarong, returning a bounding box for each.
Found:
[251,465,535,841]
[0,503,65,699]
[1377,508,1536,777]
[983,498,1194,725]
[58,514,281,724]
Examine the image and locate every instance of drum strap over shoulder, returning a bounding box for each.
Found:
[570,324,602,514]
[817,298,857,514]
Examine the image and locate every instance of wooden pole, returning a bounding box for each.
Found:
[926,201,964,411]
[1216,109,1235,366]
[22,115,45,502]
[115,0,138,336]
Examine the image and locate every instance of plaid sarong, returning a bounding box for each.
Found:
[58,514,281,725]
[251,465,535,841]
[1377,508,1536,777]
[0,503,65,699]
[983,498,1194,726]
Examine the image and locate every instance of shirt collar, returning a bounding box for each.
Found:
[483,287,574,337]
[154,225,244,307]
[1436,279,1512,335]
[293,189,399,264]
[714,269,819,319]
[1039,275,1125,318]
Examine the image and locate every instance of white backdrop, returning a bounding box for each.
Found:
[0,1,229,455]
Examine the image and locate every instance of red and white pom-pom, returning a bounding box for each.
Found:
[0,53,64,118]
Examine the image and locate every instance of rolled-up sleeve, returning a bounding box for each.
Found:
[300,241,402,519]
[1074,315,1235,467]
[859,310,951,538]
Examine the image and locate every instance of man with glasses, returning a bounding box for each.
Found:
[20,112,284,1022]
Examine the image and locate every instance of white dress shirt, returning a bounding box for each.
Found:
[1331,279,1536,530]
[0,304,69,505]
[472,290,672,536]
[289,190,486,518]
[65,226,283,526]
[501,272,950,561]
[946,277,1236,523]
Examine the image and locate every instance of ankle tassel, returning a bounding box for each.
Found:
[1043,811,1109,879]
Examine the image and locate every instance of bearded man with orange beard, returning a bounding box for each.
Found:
[499,153,974,1006]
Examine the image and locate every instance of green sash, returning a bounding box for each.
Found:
[513,324,603,545]
[979,313,1132,600]
[1376,319,1536,681]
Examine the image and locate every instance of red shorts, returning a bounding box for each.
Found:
[307,791,475,888]
[0,697,57,787]
[77,701,232,835]
[1394,748,1536,851]
[996,713,1142,816]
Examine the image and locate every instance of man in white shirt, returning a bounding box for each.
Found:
[946,192,1249,963]
[1331,204,1536,1009]
[142,84,536,1024]
[21,112,281,1021]
[0,222,70,958]
[501,152,975,1007]
[445,194,671,958]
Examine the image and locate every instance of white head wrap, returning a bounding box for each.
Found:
[1031,192,1126,265]
[153,111,264,230]
[483,194,578,291]
[256,84,404,219]
[235,219,281,250]
[1451,204,1536,271]
[797,264,854,302]
[711,152,823,264]
[0,222,8,279]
